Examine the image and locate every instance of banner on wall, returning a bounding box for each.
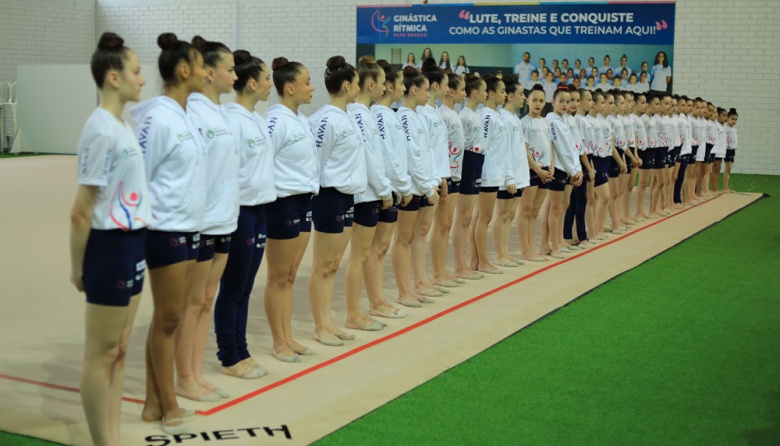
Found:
[357,2,676,93]
[358,3,675,45]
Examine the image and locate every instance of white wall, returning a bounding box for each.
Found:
[0,0,95,83]
[1,0,777,174]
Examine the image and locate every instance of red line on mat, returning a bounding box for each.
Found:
[0,195,722,416]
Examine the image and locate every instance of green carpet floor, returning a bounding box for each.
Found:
[2,173,778,446]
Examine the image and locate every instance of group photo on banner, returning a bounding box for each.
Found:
[357,2,676,107]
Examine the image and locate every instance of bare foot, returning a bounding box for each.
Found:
[142,406,192,423]
[175,381,219,402]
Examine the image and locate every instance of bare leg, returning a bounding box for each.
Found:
[724,161,733,192]
[594,183,610,237]
[538,196,551,254]
[411,205,437,291]
[194,253,230,390]
[558,184,573,248]
[175,259,216,400]
[493,197,518,264]
[392,209,422,306]
[452,194,479,277]
[308,228,352,345]
[474,191,500,273]
[265,234,310,359]
[547,190,565,255]
[607,178,622,231]
[585,180,596,240]
[364,221,404,316]
[82,294,141,446]
[344,222,379,329]
[518,186,545,261]
[142,260,194,430]
[431,193,459,283]
[635,168,650,219]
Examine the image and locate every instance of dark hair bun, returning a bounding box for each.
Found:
[326,55,347,70]
[376,59,391,71]
[729,108,737,114]
[358,55,376,66]
[402,66,419,78]
[420,58,438,72]
[157,33,179,50]
[233,49,252,65]
[191,35,208,50]
[97,32,124,51]
[272,57,289,71]
[531,84,545,93]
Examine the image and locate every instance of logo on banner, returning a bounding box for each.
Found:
[371,10,391,37]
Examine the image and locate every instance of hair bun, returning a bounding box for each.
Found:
[97,32,124,51]
[191,35,208,49]
[233,49,252,65]
[531,84,545,93]
[358,55,376,67]
[420,57,437,72]
[376,59,391,71]
[272,57,289,71]
[402,65,419,78]
[326,55,347,70]
[729,108,737,113]
[157,32,179,50]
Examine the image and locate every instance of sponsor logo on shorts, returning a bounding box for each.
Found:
[169,236,187,247]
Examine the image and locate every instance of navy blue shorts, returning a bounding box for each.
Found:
[197,234,232,262]
[446,179,461,194]
[399,195,421,212]
[608,155,621,178]
[594,157,610,187]
[146,230,199,269]
[691,145,699,161]
[653,147,667,169]
[311,187,354,233]
[667,146,681,167]
[353,200,380,228]
[529,169,543,188]
[460,150,485,195]
[640,148,655,170]
[704,144,714,163]
[625,148,634,174]
[378,204,399,223]
[83,228,147,306]
[480,186,499,193]
[725,149,736,163]
[266,193,313,240]
[546,168,569,192]
[497,189,522,199]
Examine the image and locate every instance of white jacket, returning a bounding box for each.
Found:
[187,93,239,235]
[438,104,465,182]
[480,107,512,187]
[371,104,414,197]
[224,103,277,207]
[500,108,530,189]
[397,106,437,198]
[131,95,206,232]
[547,112,581,176]
[265,104,319,198]
[348,102,393,203]
[309,104,367,195]
[417,104,451,179]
